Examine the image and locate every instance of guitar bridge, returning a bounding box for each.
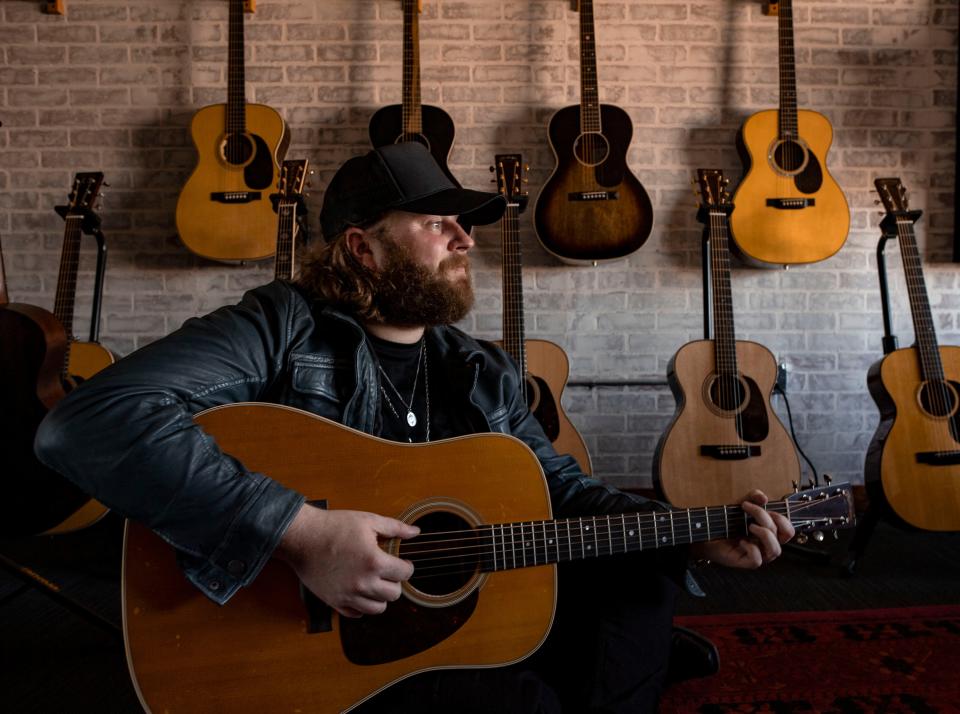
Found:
[766,198,815,209]
[210,191,262,204]
[915,450,960,466]
[568,191,619,201]
[700,445,761,460]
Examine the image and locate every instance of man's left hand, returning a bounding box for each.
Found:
[690,490,796,569]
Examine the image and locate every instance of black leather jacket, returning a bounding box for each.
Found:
[36,281,664,604]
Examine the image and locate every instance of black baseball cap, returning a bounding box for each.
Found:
[319,143,506,240]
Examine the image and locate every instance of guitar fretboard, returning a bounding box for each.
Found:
[895,216,944,383]
[226,0,247,136]
[578,0,602,134]
[707,209,739,378]
[777,0,799,139]
[500,202,527,392]
[401,0,423,137]
[273,202,298,281]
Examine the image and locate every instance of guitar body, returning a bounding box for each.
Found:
[535,104,653,264]
[0,304,93,536]
[730,109,849,266]
[124,403,556,714]
[67,340,116,382]
[496,338,592,475]
[865,346,960,531]
[176,103,289,263]
[654,339,799,507]
[367,104,458,185]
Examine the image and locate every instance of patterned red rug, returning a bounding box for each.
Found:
[661,604,960,713]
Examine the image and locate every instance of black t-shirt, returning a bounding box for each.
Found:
[367,332,474,444]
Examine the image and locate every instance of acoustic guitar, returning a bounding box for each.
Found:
[175,0,290,263]
[729,0,849,266]
[493,154,592,475]
[0,173,113,536]
[368,0,458,186]
[123,402,854,713]
[271,159,309,281]
[533,0,653,264]
[866,178,960,531]
[654,169,800,507]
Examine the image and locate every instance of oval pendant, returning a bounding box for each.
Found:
[406,411,417,427]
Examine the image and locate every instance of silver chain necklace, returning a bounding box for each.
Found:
[377,338,425,430]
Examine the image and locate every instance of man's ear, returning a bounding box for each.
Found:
[345,227,379,271]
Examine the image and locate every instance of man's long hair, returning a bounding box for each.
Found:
[295,231,385,322]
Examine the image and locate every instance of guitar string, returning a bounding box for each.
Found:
[389,498,845,580]
[896,216,954,454]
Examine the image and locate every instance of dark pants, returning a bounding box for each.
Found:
[357,554,680,714]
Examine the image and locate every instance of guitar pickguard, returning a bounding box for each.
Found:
[244,134,276,190]
[794,150,823,194]
[527,374,561,441]
[735,376,770,443]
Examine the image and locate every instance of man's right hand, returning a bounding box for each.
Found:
[275,504,419,618]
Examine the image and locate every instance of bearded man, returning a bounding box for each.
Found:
[36,143,793,713]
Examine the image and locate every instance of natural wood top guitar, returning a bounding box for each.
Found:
[654,169,800,507]
[729,0,849,266]
[493,154,592,475]
[533,0,653,264]
[123,402,854,713]
[0,173,113,536]
[368,0,459,186]
[175,0,289,263]
[271,159,309,281]
[866,178,960,531]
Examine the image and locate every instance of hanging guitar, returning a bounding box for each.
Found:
[866,178,960,531]
[534,0,653,264]
[368,0,459,186]
[493,154,592,474]
[270,159,310,281]
[176,0,290,262]
[654,169,800,507]
[729,0,849,266]
[123,402,855,714]
[0,172,113,536]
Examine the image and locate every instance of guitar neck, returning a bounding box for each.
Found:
[777,0,799,139]
[896,217,944,381]
[707,209,739,377]
[53,215,84,341]
[273,201,298,281]
[401,0,422,137]
[226,0,247,135]
[478,501,786,573]
[500,203,527,379]
[578,0,602,133]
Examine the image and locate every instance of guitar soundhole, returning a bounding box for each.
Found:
[771,139,809,175]
[919,380,958,418]
[574,132,610,167]
[709,374,747,412]
[222,132,255,166]
[397,132,431,151]
[401,510,478,598]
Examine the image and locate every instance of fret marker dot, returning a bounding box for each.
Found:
[661,536,667,543]
[628,530,635,536]
[695,522,702,529]
[587,545,592,550]
[548,539,554,545]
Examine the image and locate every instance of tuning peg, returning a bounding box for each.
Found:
[795,533,808,545]
[813,531,824,542]
[792,481,799,493]
[823,474,832,485]
[833,531,840,540]
[806,479,815,490]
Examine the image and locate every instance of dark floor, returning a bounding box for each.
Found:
[2,510,959,713]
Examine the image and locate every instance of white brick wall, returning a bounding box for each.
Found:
[1,0,957,489]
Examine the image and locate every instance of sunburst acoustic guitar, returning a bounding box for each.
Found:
[0,173,114,536]
[866,178,960,531]
[729,0,849,266]
[534,0,653,264]
[368,0,459,186]
[123,402,854,713]
[176,0,289,263]
[654,169,800,507]
[492,154,592,475]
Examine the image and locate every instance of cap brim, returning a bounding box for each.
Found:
[398,188,507,227]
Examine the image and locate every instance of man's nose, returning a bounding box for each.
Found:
[449,218,475,251]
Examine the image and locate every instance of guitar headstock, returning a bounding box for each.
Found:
[278,159,309,201]
[783,482,855,535]
[874,177,909,215]
[492,154,528,213]
[67,172,105,216]
[694,168,732,223]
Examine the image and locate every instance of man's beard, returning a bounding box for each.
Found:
[370,235,475,327]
